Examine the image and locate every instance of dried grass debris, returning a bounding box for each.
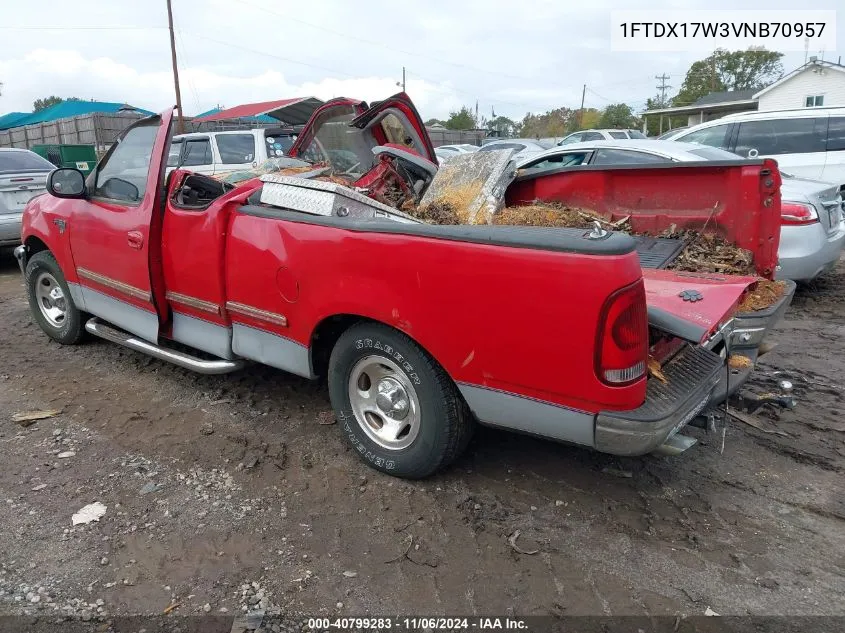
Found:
[738,280,787,312]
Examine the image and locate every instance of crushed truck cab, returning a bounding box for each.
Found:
[16,97,794,478]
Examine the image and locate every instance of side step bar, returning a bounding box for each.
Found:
[85,318,245,375]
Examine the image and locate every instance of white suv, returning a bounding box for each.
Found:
[167,127,299,176]
[662,107,845,187]
[557,129,646,145]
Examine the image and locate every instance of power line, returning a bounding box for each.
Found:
[655,73,672,106]
[0,25,165,30]
[182,30,360,78]
[175,26,201,111]
[229,0,534,83]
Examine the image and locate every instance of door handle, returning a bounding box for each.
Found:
[127,231,144,249]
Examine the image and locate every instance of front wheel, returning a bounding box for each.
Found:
[25,251,86,345]
[328,323,473,479]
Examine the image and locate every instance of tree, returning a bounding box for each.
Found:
[567,108,601,132]
[487,115,519,137]
[424,117,445,126]
[444,106,476,130]
[519,107,574,138]
[643,96,687,136]
[673,48,783,106]
[33,96,81,112]
[598,103,638,129]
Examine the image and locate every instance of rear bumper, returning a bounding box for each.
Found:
[0,212,23,246]
[776,221,845,282]
[595,280,796,456]
[595,345,723,456]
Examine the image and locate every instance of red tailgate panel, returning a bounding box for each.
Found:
[507,159,782,279]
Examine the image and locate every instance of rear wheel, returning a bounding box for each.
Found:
[25,251,86,345]
[328,322,473,479]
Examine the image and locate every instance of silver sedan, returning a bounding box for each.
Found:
[1,149,54,247]
[517,140,845,283]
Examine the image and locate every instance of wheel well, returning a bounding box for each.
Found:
[310,314,369,377]
[25,236,49,255]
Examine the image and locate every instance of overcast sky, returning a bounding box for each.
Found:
[0,0,842,121]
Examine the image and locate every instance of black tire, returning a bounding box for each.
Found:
[328,322,473,479]
[25,251,86,345]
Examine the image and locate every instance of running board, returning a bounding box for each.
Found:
[85,318,245,375]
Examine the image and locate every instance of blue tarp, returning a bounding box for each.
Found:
[0,112,31,130]
[0,101,155,130]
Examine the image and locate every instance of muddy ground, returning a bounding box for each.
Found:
[0,249,843,621]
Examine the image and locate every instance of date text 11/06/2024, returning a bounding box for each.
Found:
[306,617,528,630]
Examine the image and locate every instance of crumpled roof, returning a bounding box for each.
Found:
[192,97,323,126]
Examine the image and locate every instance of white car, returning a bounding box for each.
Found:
[517,140,845,283]
[660,107,845,188]
[477,139,546,161]
[433,144,477,165]
[167,127,300,175]
[437,144,477,154]
[1,148,54,246]
[557,129,646,145]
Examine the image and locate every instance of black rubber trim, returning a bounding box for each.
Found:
[514,158,767,183]
[633,235,685,269]
[603,345,723,423]
[237,204,637,256]
[648,305,708,343]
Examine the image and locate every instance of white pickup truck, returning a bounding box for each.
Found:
[167,127,300,176]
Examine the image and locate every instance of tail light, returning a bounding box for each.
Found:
[595,280,648,386]
[781,201,818,226]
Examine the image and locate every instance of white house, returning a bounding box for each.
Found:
[641,58,845,134]
[754,58,845,111]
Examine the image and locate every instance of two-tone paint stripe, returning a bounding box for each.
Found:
[165,291,221,315]
[225,301,288,327]
[75,269,288,328]
[76,268,151,302]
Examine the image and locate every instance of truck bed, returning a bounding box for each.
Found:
[632,235,685,269]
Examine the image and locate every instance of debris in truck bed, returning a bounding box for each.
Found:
[728,355,754,369]
[407,201,461,225]
[493,204,608,229]
[418,150,515,224]
[413,180,484,224]
[647,356,668,383]
[738,280,787,312]
[660,229,756,276]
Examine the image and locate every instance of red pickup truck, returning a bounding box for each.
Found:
[15,95,794,478]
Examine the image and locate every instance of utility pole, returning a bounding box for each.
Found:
[166,0,185,134]
[396,67,406,92]
[654,73,671,107]
[710,57,716,92]
[578,83,586,129]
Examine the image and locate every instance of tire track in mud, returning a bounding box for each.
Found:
[2,253,845,615]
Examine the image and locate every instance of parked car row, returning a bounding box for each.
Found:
[0,148,54,247]
[6,103,844,285]
[660,106,845,188]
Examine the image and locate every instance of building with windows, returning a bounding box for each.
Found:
[641,58,845,134]
[754,58,845,111]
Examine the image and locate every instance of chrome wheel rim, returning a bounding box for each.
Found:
[34,272,67,328]
[348,355,420,451]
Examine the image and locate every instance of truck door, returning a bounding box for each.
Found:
[67,109,173,342]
